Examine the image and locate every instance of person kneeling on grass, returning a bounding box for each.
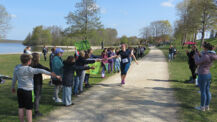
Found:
[194,42,217,111]
[62,56,94,106]
[11,54,61,122]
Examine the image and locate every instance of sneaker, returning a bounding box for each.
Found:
[195,106,205,111]
[101,74,105,78]
[205,106,210,111]
[121,81,125,85]
[52,97,56,101]
[55,98,62,103]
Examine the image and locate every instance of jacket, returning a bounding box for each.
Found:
[194,51,217,74]
[63,61,90,86]
[31,64,50,86]
[52,56,63,79]
[75,56,95,76]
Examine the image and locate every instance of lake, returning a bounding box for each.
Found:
[0,42,25,54]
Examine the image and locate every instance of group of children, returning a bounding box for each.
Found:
[11,44,146,122]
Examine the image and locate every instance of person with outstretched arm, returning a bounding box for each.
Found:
[107,44,138,85]
[11,54,61,122]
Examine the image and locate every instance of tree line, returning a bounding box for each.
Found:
[140,20,173,45]
[23,0,141,46]
[174,0,217,47]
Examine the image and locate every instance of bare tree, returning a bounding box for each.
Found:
[0,4,11,39]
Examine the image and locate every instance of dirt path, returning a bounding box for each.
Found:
[39,47,179,122]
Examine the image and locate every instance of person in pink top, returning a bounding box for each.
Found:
[101,48,108,78]
[194,42,217,111]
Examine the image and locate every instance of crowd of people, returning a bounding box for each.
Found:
[12,44,146,122]
[169,42,217,112]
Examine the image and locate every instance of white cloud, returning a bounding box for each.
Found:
[161,0,175,8]
[10,14,16,18]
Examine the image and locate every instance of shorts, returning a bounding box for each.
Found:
[17,89,34,110]
[120,62,131,75]
[52,79,62,86]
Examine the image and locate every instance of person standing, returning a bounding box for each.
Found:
[62,56,93,106]
[194,42,217,111]
[42,46,48,61]
[31,53,50,117]
[24,46,32,55]
[52,48,64,103]
[11,54,60,122]
[101,48,108,78]
[168,45,174,62]
[186,45,197,83]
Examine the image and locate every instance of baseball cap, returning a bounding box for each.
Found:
[55,48,64,54]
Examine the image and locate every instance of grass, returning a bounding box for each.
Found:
[160,41,217,122]
[0,48,149,122]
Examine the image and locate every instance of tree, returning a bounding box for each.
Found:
[0,4,11,39]
[119,36,128,44]
[23,25,52,46]
[47,25,63,45]
[198,0,217,47]
[65,0,102,40]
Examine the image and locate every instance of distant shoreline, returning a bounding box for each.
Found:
[0,40,23,43]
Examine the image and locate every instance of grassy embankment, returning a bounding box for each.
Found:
[0,48,149,122]
[160,38,217,122]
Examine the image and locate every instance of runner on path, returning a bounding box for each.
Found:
[108,44,138,85]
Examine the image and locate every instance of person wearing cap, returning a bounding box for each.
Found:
[52,48,64,103]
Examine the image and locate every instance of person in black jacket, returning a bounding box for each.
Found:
[186,45,197,83]
[31,53,50,118]
[75,51,100,94]
[62,56,93,106]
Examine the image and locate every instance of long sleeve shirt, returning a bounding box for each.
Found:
[194,51,217,74]
[12,64,51,91]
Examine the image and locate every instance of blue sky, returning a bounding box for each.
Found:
[0,0,182,40]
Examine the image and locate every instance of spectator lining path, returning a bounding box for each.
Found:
[39,47,179,122]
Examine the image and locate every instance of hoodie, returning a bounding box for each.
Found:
[194,51,217,74]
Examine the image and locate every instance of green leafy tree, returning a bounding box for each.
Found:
[120,36,128,44]
[65,0,102,40]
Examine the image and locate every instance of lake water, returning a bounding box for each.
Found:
[0,43,25,54]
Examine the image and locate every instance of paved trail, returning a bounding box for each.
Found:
[39,47,179,122]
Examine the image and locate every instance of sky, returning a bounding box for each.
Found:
[0,0,183,40]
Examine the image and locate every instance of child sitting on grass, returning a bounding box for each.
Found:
[11,54,60,122]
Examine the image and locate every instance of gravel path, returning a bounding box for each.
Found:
[39,47,179,122]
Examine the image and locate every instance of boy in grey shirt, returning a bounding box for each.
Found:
[12,54,60,122]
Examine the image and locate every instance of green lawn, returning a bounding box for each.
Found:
[0,48,149,122]
[160,43,217,122]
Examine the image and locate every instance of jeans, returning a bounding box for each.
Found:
[108,62,114,73]
[62,86,72,106]
[168,53,174,61]
[74,76,80,94]
[101,64,106,77]
[84,74,90,84]
[114,60,120,72]
[198,74,212,107]
[79,71,85,92]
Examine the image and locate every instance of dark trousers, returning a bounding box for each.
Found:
[84,74,90,85]
[190,65,197,80]
[34,85,42,112]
